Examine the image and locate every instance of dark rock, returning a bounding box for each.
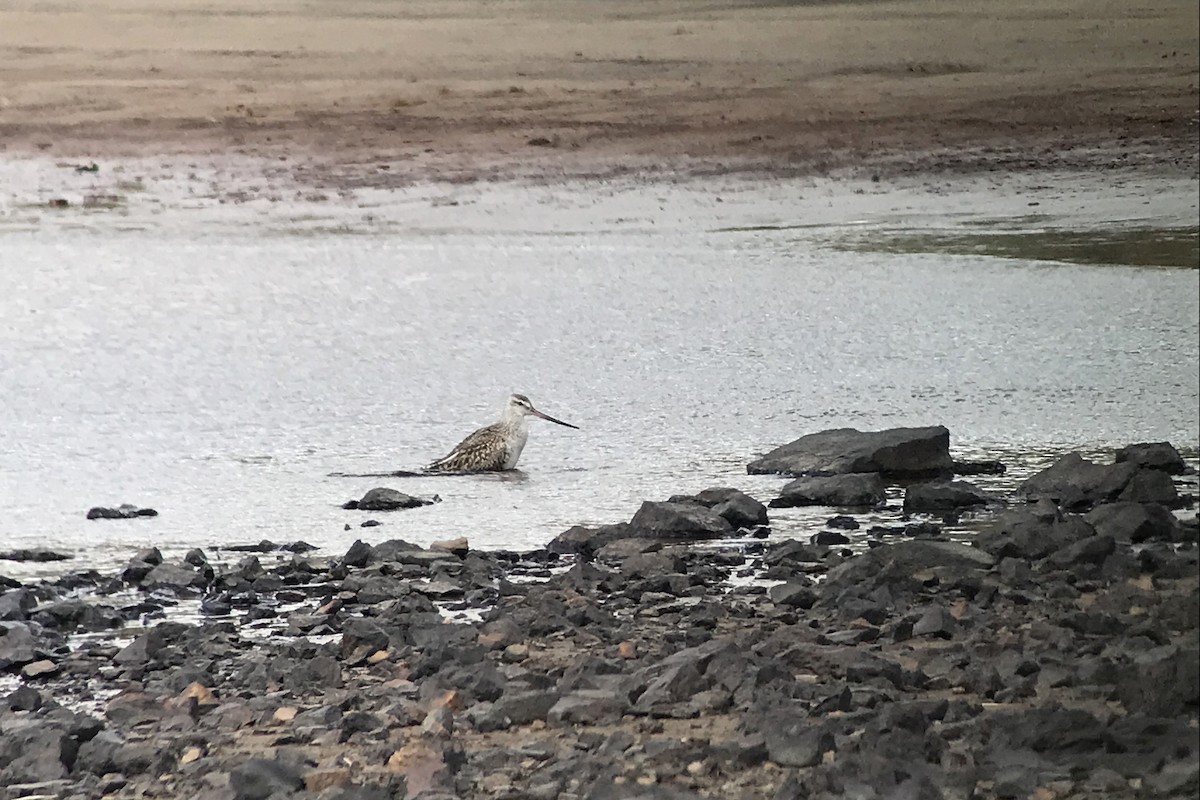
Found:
[7,684,42,711]
[952,459,1006,475]
[120,548,163,584]
[1116,644,1199,716]
[225,540,282,553]
[675,487,770,529]
[827,515,860,529]
[547,524,631,555]
[1048,534,1116,567]
[370,539,445,566]
[229,757,304,800]
[767,582,816,609]
[0,549,72,563]
[1114,441,1186,474]
[903,480,994,512]
[0,621,38,670]
[140,562,209,593]
[74,731,161,777]
[825,539,994,595]
[812,530,850,546]
[0,720,73,781]
[87,504,157,520]
[21,659,59,679]
[113,621,188,669]
[976,509,1096,560]
[748,425,953,477]
[1117,468,1179,506]
[1144,757,1200,796]
[770,473,887,508]
[764,722,836,767]
[615,549,680,579]
[1018,453,1139,509]
[632,662,706,715]
[762,539,826,566]
[341,710,384,738]
[627,501,734,541]
[992,706,1107,754]
[478,690,559,731]
[547,690,628,725]
[596,538,664,563]
[353,487,434,511]
[0,588,37,620]
[911,605,956,638]
[904,521,942,537]
[33,598,120,633]
[342,539,373,567]
[233,555,265,581]
[1084,502,1181,542]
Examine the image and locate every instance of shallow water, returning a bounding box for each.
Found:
[1,161,1198,579]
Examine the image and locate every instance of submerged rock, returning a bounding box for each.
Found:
[747,426,953,477]
[344,487,437,511]
[770,473,886,508]
[952,459,1007,475]
[903,480,994,512]
[87,504,158,520]
[0,549,72,563]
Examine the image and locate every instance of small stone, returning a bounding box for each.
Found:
[812,530,850,546]
[179,682,218,707]
[432,690,465,712]
[430,537,469,556]
[912,606,956,639]
[502,643,529,663]
[618,641,637,659]
[386,739,452,796]
[422,706,454,738]
[304,769,353,792]
[6,685,42,711]
[179,746,204,765]
[21,659,59,679]
[273,706,298,723]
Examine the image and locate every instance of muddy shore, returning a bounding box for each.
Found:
[2,0,1198,187]
[1,432,1197,800]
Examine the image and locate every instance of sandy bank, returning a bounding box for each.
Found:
[1,0,1197,183]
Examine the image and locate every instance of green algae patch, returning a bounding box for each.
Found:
[841,226,1199,269]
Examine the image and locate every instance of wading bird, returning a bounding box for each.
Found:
[427,393,579,473]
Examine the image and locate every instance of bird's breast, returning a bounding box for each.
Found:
[503,425,529,469]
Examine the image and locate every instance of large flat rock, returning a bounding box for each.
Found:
[748,426,953,477]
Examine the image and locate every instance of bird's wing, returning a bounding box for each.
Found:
[427,423,509,472]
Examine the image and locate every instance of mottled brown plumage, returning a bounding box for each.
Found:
[427,394,578,473]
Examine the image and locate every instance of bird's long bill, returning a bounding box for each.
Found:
[531,408,580,429]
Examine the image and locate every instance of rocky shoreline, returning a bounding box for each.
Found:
[2,429,1198,800]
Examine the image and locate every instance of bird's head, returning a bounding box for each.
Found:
[506,394,579,429]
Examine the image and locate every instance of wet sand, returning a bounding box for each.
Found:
[1,0,1197,184]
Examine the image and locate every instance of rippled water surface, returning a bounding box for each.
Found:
[2,162,1197,578]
